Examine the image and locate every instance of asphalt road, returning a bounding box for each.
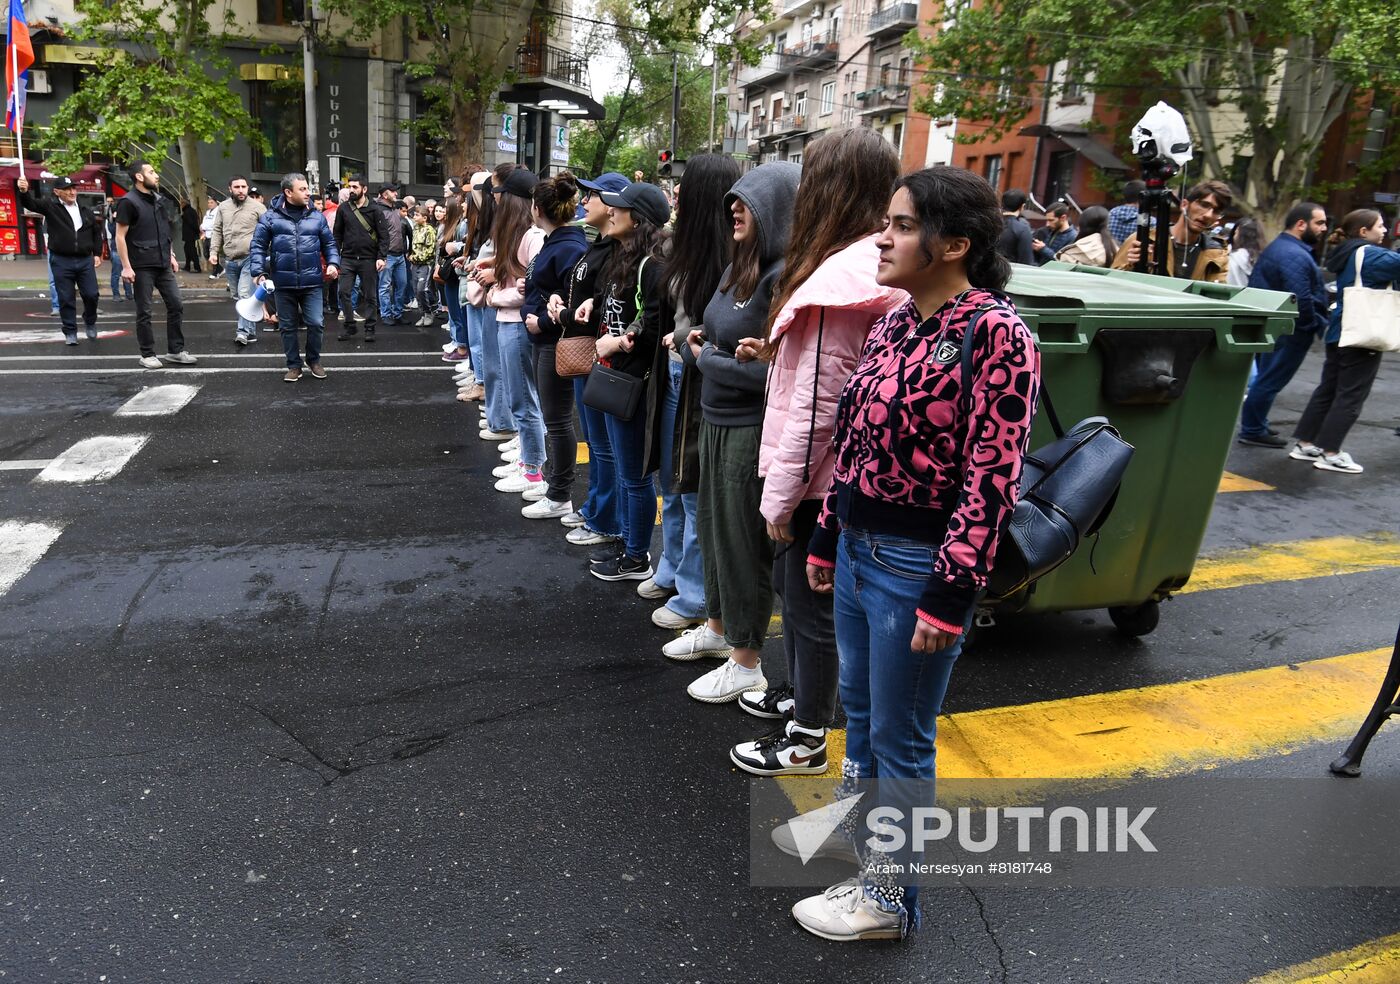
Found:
[2,293,1399,983]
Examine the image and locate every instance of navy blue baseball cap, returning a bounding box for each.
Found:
[599,181,671,227]
[578,172,629,194]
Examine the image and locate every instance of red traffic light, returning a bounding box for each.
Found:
[658,149,673,164]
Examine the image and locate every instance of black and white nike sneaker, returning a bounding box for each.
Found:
[738,683,795,720]
[730,720,828,776]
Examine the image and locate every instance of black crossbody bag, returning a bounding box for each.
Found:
[582,258,650,421]
[957,307,1135,599]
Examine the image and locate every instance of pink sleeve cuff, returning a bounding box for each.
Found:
[916,610,964,635]
[807,555,836,570]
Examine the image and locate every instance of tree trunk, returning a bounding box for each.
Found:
[446,93,486,178]
[177,129,206,209]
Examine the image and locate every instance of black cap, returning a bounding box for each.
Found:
[598,181,671,227]
[492,169,539,200]
[377,182,398,195]
[52,176,75,190]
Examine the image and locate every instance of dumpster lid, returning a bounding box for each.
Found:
[1007,262,1297,319]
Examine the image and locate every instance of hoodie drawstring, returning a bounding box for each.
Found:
[801,308,825,486]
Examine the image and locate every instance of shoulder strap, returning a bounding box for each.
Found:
[959,303,1063,439]
[351,204,376,241]
[1355,243,1366,281]
[634,256,649,311]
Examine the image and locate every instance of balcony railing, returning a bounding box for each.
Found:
[771,113,808,136]
[855,84,912,113]
[780,34,838,70]
[866,2,919,36]
[515,42,588,90]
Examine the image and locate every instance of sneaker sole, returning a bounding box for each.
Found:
[589,567,654,583]
[663,646,733,663]
[1315,461,1363,473]
[1288,449,1322,461]
[560,516,588,529]
[1237,437,1287,448]
[773,837,861,865]
[688,682,767,704]
[728,748,829,776]
[792,916,901,943]
[738,700,789,720]
[652,610,704,630]
[637,585,673,600]
[523,509,572,520]
[567,534,613,546]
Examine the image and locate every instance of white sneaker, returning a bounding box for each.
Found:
[492,461,520,479]
[495,468,538,493]
[792,879,903,942]
[560,510,588,528]
[500,436,520,453]
[687,657,766,703]
[637,577,673,600]
[566,525,613,546]
[138,355,163,369]
[520,476,548,501]
[663,625,733,662]
[1288,441,1323,461]
[442,341,457,353]
[159,351,198,365]
[1316,451,1363,474]
[479,428,515,441]
[500,445,521,464]
[652,605,703,630]
[771,822,860,865]
[522,498,573,520]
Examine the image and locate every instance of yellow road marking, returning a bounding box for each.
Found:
[1218,471,1274,493]
[1244,931,1400,983]
[577,442,589,464]
[775,646,1391,789]
[1182,534,1400,595]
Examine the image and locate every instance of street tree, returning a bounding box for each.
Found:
[909,0,1400,231]
[43,0,268,208]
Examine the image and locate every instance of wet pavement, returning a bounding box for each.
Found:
[1,294,1399,983]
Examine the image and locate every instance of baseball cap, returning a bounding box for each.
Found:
[578,172,629,195]
[377,182,398,195]
[598,181,671,227]
[493,168,539,199]
[52,177,75,189]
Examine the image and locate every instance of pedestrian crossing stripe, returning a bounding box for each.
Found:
[1218,471,1274,493]
[1181,533,1400,595]
[1243,930,1400,983]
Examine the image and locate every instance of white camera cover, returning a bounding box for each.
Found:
[1131,102,1193,166]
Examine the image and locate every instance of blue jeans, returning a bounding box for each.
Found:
[835,526,967,924]
[497,319,547,470]
[577,379,621,537]
[47,255,58,315]
[273,287,323,369]
[444,285,467,349]
[224,257,257,338]
[653,360,704,617]
[604,402,657,559]
[109,250,132,299]
[478,306,514,432]
[1239,330,1316,438]
[465,303,486,379]
[377,253,408,320]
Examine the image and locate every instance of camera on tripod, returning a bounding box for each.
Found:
[1130,102,1194,276]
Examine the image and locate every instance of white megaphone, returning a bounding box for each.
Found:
[236,280,274,322]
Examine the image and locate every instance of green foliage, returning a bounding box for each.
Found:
[44,0,267,191]
[908,0,1400,221]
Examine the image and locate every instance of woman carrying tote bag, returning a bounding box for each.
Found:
[1290,209,1400,474]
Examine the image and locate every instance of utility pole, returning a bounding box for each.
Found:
[708,52,718,152]
[670,50,680,160]
[302,0,320,193]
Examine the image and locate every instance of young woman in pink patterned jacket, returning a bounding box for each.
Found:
[791,166,1041,943]
[726,128,909,780]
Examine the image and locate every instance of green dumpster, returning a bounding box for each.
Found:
[986,262,1298,636]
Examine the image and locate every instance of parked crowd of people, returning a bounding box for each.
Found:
[995,179,1400,474]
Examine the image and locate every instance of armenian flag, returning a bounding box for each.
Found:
[6,0,34,133]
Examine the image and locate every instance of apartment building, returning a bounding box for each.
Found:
[725,0,952,172]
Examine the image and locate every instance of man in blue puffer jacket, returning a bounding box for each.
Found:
[250,172,342,382]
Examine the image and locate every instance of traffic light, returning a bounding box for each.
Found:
[658,149,674,177]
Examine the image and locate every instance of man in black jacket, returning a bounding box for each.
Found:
[115,161,196,368]
[331,174,390,341]
[17,175,103,344]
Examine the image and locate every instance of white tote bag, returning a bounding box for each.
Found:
[1338,245,1400,352]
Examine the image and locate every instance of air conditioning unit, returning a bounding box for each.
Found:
[28,70,50,94]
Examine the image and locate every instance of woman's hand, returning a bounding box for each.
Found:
[766,518,794,544]
[662,332,676,352]
[547,294,565,321]
[575,298,594,326]
[525,314,540,334]
[617,331,636,353]
[736,337,765,363]
[910,618,959,655]
[686,328,706,361]
[596,334,623,359]
[806,562,834,594]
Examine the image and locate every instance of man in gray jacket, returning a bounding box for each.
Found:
[208,175,267,345]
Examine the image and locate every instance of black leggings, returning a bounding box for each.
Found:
[532,341,578,502]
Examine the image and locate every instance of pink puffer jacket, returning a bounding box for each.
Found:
[758,234,908,525]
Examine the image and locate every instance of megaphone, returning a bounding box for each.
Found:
[236,281,275,323]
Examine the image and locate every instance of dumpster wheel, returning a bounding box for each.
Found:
[1108,601,1160,637]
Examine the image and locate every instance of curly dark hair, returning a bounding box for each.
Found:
[896,166,1011,292]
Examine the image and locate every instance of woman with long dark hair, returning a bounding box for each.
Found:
[666,163,801,702]
[1228,217,1265,287]
[463,171,517,440]
[1291,208,1400,474]
[452,172,492,401]
[646,154,741,630]
[1054,204,1117,266]
[725,128,907,778]
[572,181,671,581]
[791,167,1039,941]
[487,169,548,495]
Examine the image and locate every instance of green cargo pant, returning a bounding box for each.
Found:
[697,419,774,650]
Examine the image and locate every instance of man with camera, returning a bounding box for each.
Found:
[1111,179,1231,283]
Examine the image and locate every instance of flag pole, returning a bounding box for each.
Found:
[10,29,22,180]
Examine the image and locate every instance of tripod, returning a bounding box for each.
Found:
[1330,621,1400,777]
[1133,165,1179,278]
